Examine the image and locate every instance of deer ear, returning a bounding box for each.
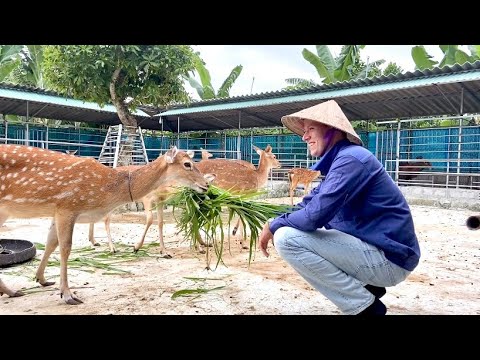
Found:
[253,145,262,155]
[265,144,272,152]
[186,150,195,159]
[204,173,216,183]
[165,146,178,164]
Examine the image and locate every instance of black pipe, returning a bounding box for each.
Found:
[466,215,480,230]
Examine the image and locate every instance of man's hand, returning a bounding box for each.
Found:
[259,222,274,257]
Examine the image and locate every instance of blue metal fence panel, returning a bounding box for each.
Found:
[2,122,479,176]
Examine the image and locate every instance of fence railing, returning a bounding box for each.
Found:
[2,117,479,190]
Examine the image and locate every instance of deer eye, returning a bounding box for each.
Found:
[184,161,192,170]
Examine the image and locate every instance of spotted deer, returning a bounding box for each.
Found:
[196,144,281,248]
[0,144,210,304]
[201,149,257,170]
[88,166,215,256]
[201,149,213,160]
[287,168,321,205]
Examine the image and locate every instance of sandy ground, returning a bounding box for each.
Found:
[1,197,479,315]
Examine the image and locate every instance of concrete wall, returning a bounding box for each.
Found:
[400,186,480,211]
[267,180,480,212]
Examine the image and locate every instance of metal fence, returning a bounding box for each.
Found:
[2,116,479,190]
[376,116,480,189]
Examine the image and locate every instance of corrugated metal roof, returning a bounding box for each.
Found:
[0,82,153,127]
[2,62,480,133]
[155,61,480,132]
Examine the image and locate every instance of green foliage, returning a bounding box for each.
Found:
[166,185,291,268]
[188,54,243,100]
[412,45,480,71]
[383,62,403,76]
[283,78,317,90]
[42,45,197,110]
[286,45,402,89]
[0,45,23,82]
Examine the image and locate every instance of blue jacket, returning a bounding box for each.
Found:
[269,139,420,271]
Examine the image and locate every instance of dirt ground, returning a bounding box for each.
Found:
[1,197,479,315]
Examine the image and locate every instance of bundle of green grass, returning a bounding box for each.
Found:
[166,185,291,267]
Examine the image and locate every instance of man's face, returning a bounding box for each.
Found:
[301,120,332,157]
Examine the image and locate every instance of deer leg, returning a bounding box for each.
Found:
[233,218,248,250]
[36,219,59,288]
[232,217,239,236]
[134,203,154,253]
[304,184,310,196]
[104,214,116,253]
[0,212,8,227]
[156,202,172,258]
[55,212,82,305]
[0,278,24,297]
[88,222,100,247]
[193,230,206,254]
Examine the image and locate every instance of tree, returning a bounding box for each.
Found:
[0,45,22,82]
[3,45,80,128]
[283,78,317,91]
[42,45,197,128]
[411,45,480,71]
[187,55,243,100]
[4,45,45,88]
[283,45,400,90]
[383,62,403,76]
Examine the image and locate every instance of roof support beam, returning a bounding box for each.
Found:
[434,83,460,115]
[241,108,279,126]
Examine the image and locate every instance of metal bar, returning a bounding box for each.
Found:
[377,115,467,125]
[395,120,401,182]
[457,117,463,188]
[237,111,241,160]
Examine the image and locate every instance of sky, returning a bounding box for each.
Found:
[185,45,456,99]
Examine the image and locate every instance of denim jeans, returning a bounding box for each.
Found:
[273,226,411,315]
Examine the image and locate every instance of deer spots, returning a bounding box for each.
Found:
[10,159,16,165]
[21,167,28,172]
[13,198,28,203]
[15,177,28,186]
[52,191,75,199]
[0,185,5,191]
[2,153,6,160]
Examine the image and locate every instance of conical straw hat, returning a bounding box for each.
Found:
[281,100,363,146]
